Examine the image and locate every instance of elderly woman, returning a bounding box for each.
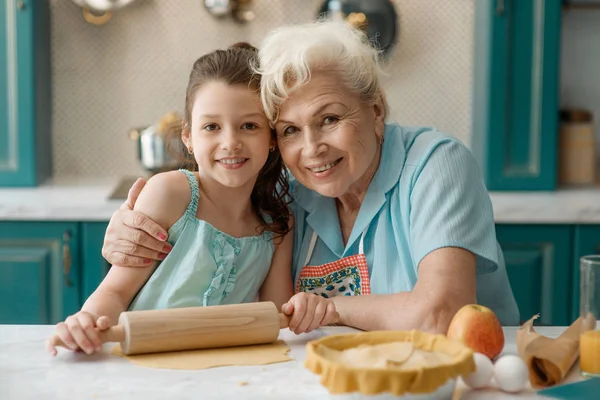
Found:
[101,21,519,333]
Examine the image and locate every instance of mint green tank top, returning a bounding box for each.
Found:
[128,169,275,311]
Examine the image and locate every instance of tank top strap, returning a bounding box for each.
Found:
[179,169,199,218]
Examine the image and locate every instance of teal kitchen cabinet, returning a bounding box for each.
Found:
[472,0,562,190]
[0,0,52,186]
[0,222,81,324]
[495,225,572,326]
[570,225,600,322]
[82,222,110,300]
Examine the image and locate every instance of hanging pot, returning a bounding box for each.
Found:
[318,0,399,58]
[70,0,139,25]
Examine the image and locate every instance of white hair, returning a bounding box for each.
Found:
[255,20,387,122]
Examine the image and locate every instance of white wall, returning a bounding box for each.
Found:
[50,0,475,178]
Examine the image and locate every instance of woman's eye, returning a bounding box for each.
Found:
[203,123,219,131]
[323,116,339,125]
[282,126,299,136]
[241,122,257,130]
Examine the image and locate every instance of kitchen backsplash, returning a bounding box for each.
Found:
[50,0,474,178]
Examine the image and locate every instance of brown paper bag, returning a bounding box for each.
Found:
[516,314,594,388]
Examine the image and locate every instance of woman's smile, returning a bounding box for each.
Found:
[307,157,343,178]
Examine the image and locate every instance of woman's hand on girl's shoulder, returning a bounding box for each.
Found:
[45,311,112,356]
[281,292,338,334]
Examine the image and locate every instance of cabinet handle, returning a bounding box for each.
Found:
[63,231,72,287]
[496,0,504,15]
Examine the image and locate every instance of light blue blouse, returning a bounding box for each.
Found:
[128,169,274,311]
[289,123,520,326]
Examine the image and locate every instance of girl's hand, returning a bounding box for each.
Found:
[281,292,338,334]
[46,312,112,356]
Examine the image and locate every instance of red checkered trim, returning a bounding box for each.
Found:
[296,254,371,295]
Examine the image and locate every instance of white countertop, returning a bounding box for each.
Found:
[1,177,600,223]
[0,177,124,222]
[0,324,585,399]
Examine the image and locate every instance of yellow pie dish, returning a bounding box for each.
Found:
[305,330,476,399]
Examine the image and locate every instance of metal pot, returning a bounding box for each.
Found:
[70,0,139,25]
[128,112,185,174]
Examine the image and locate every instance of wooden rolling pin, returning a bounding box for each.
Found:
[52,302,298,355]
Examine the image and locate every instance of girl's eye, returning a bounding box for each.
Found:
[203,123,219,131]
[323,116,339,125]
[282,126,299,136]
[241,123,257,130]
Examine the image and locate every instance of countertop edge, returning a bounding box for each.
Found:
[1,178,600,223]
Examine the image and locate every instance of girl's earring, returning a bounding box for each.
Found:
[188,146,194,155]
[379,135,384,145]
[269,146,275,152]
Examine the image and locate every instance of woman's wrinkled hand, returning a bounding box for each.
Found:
[102,177,171,267]
[46,312,112,356]
[281,292,339,334]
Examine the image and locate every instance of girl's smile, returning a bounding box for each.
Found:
[216,157,248,169]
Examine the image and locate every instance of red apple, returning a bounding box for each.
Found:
[446,304,504,359]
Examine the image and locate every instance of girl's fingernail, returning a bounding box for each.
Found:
[158,253,167,260]
[158,233,167,240]
[163,245,172,252]
[144,259,152,264]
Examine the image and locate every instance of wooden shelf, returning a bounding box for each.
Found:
[563,4,600,10]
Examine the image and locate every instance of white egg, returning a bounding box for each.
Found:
[463,352,494,389]
[493,354,529,393]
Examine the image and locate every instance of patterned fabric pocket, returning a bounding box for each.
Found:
[296,254,370,298]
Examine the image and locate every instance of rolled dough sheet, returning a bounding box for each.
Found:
[110,340,292,370]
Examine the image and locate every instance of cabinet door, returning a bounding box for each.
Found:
[0,222,80,324]
[82,222,110,300]
[0,0,52,186]
[472,0,562,190]
[571,225,600,322]
[496,225,572,326]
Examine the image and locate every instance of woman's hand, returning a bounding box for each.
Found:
[281,292,338,334]
[102,178,172,267]
[46,312,112,356]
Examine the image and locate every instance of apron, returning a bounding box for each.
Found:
[295,229,371,298]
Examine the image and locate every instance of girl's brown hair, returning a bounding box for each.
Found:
[178,42,291,239]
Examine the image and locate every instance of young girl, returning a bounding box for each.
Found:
[46,43,337,356]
